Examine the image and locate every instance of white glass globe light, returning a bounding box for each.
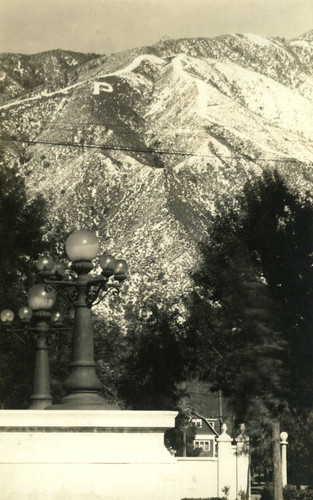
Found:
[114,259,128,275]
[0,309,14,323]
[50,311,64,324]
[36,256,54,272]
[18,306,33,321]
[99,253,116,272]
[28,284,56,311]
[65,230,99,262]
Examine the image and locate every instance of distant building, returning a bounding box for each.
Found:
[179,379,235,436]
[191,415,219,457]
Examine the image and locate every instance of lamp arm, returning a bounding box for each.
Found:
[49,327,72,332]
[86,280,108,307]
[86,276,108,286]
[3,328,28,344]
[43,279,76,287]
[43,280,79,305]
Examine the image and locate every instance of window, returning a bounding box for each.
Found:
[193,418,202,428]
[194,440,211,451]
[208,421,215,430]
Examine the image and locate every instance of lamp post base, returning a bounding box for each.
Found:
[29,395,53,410]
[47,392,120,410]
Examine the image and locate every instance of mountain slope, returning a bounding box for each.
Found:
[0,50,101,105]
[0,33,312,325]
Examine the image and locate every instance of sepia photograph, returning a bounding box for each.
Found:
[0,0,312,498]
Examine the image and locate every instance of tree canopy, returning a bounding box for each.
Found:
[186,170,313,485]
[96,302,187,410]
[0,163,47,408]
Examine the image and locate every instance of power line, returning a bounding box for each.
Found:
[0,137,310,163]
[1,137,209,158]
[9,119,313,144]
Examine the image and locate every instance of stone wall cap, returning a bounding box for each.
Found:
[176,457,218,462]
[0,410,177,429]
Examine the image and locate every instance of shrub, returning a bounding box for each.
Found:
[260,483,273,500]
[260,483,313,500]
[299,488,313,500]
[284,485,299,500]
[238,490,247,500]
[182,497,226,500]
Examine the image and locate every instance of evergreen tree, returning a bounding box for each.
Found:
[186,170,313,493]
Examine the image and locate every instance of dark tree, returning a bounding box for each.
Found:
[165,408,198,457]
[113,303,187,410]
[186,170,313,494]
[0,163,47,408]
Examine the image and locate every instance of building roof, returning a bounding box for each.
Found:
[191,414,219,436]
[178,379,235,435]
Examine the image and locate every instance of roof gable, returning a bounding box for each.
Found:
[192,415,219,436]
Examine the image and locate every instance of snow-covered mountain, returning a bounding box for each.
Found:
[1,33,313,324]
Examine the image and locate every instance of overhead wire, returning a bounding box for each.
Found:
[0,136,311,163]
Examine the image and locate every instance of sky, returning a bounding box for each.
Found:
[0,0,312,55]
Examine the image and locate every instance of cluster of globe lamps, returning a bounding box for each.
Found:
[0,229,128,410]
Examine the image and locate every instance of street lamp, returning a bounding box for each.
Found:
[1,229,127,410]
[0,284,64,409]
[41,229,128,410]
[27,283,56,409]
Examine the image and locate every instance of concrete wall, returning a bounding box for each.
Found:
[0,410,179,500]
[236,439,251,499]
[177,457,218,499]
[177,425,250,500]
[0,412,250,500]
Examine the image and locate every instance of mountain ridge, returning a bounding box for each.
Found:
[0,32,312,327]
[2,30,313,103]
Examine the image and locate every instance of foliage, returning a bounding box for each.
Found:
[222,486,231,498]
[47,326,72,404]
[93,315,131,407]
[237,491,247,500]
[165,408,199,456]
[87,299,188,410]
[0,164,48,306]
[0,331,34,409]
[115,303,187,409]
[260,483,313,500]
[187,173,287,419]
[279,408,313,487]
[181,497,226,500]
[0,163,48,408]
[261,483,275,500]
[186,170,313,482]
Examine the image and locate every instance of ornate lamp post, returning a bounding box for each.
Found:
[41,229,128,410]
[1,229,127,410]
[0,284,61,409]
[27,284,56,409]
